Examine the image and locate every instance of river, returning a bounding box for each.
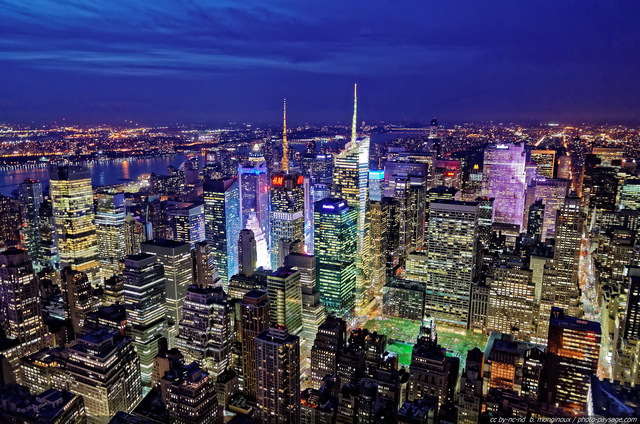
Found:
[0,131,426,197]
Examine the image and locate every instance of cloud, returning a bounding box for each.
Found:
[1,0,639,123]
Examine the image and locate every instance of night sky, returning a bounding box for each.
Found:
[1,1,639,125]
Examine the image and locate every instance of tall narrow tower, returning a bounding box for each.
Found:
[282,98,289,173]
[49,164,100,285]
[351,83,358,144]
[332,84,372,310]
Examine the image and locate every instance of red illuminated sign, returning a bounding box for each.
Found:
[272,176,284,186]
[297,175,304,185]
[444,172,455,177]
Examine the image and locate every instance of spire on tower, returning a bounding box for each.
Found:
[282,98,289,173]
[351,83,358,144]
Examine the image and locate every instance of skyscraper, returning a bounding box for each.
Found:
[332,84,372,310]
[314,198,357,317]
[0,248,47,361]
[523,178,569,240]
[537,195,584,341]
[457,348,484,424]
[482,143,527,229]
[408,320,459,410]
[285,252,326,368]
[18,179,43,268]
[310,315,347,389]
[204,178,241,287]
[269,172,305,269]
[166,201,206,247]
[193,241,218,287]
[541,307,601,414]
[619,178,640,211]
[424,200,479,329]
[141,239,192,346]
[175,285,232,379]
[161,361,220,424]
[65,330,142,423]
[614,267,640,386]
[238,143,270,235]
[238,229,257,277]
[383,160,428,261]
[61,267,100,335]
[255,326,301,424]
[530,149,556,179]
[95,191,126,280]
[239,290,270,400]
[122,253,168,385]
[267,266,303,336]
[123,214,147,256]
[49,164,100,285]
[486,267,536,341]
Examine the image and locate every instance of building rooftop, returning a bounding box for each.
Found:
[550,307,601,334]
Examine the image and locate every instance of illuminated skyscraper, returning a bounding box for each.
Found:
[175,285,232,379]
[530,150,556,179]
[141,239,192,347]
[255,326,301,424]
[61,267,100,335]
[0,248,47,361]
[245,212,270,269]
[269,172,305,269]
[482,143,527,229]
[267,266,303,336]
[331,84,372,310]
[238,144,270,236]
[193,241,218,287]
[37,198,58,269]
[314,198,357,317]
[620,179,640,211]
[541,307,601,414]
[95,191,126,280]
[161,361,220,424]
[166,201,205,247]
[486,267,536,341]
[457,347,484,424]
[537,195,584,342]
[408,319,459,409]
[285,252,326,368]
[122,253,168,385]
[310,315,347,389]
[523,178,569,240]
[65,330,142,422]
[239,290,270,400]
[204,178,241,287]
[124,214,147,256]
[614,267,640,386]
[0,195,20,246]
[368,170,385,202]
[18,179,43,267]
[49,164,100,285]
[424,200,479,329]
[383,166,427,260]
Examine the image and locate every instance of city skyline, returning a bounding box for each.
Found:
[1,2,640,423]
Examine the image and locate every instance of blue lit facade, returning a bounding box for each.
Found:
[204,178,241,288]
[314,198,357,317]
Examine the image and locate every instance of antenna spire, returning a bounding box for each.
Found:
[351,83,358,144]
[282,98,289,173]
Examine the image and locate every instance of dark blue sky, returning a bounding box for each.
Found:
[1,1,639,125]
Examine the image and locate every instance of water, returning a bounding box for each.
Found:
[0,131,424,197]
[0,155,190,197]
